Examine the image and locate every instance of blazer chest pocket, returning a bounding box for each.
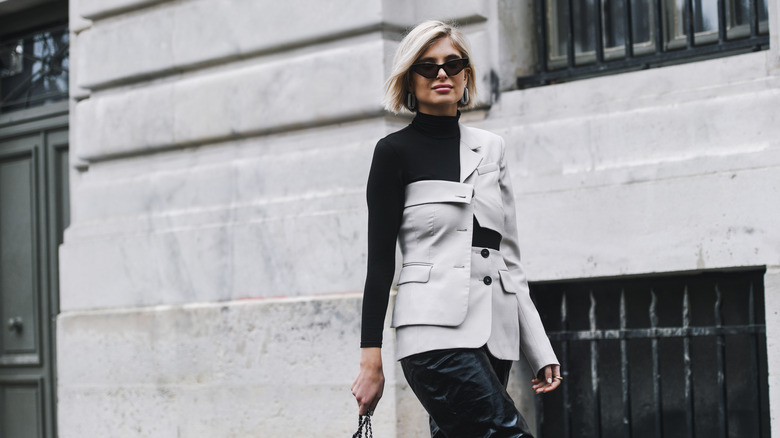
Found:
[397,263,433,285]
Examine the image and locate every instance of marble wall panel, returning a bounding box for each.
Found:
[59,206,370,310]
[77,0,385,88]
[511,164,780,281]
[75,39,386,161]
[57,295,400,437]
[77,0,169,20]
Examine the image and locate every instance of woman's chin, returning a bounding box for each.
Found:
[418,99,459,114]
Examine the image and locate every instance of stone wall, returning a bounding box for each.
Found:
[60,0,780,436]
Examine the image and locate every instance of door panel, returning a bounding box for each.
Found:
[0,378,43,438]
[0,148,40,364]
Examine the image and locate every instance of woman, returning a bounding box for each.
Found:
[351,20,561,437]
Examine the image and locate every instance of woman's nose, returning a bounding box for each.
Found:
[436,67,448,78]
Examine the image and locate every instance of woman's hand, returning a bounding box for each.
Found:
[351,348,385,416]
[531,364,562,394]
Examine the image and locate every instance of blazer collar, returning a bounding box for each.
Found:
[459,123,483,182]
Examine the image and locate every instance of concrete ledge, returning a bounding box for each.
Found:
[57,295,399,437]
[494,52,774,122]
[77,0,173,20]
[59,207,370,310]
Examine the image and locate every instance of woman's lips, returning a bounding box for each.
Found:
[433,85,453,93]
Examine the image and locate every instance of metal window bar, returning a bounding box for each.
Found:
[518,0,770,88]
[682,286,695,438]
[532,270,769,438]
[619,290,632,438]
[649,290,663,438]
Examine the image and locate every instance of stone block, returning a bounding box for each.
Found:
[63,116,395,310]
[78,0,170,20]
[77,0,384,88]
[68,29,91,101]
[74,83,176,161]
[60,206,370,310]
[413,0,489,23]
[57,295,399,437]
[76,39,385,161]
[77,6,176,89]
[68,0,93,33]
[510,163,780,281]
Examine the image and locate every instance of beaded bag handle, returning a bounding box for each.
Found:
[351,415,373,438]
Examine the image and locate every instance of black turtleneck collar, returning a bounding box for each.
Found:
[411,111,461,140]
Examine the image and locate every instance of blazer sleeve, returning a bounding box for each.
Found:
[497,135,560,375]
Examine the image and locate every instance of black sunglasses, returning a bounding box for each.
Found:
[410,58,469,79]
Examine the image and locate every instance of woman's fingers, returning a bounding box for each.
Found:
[530,365,563,393]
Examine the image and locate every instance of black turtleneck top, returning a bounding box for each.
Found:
[361,111,503,348]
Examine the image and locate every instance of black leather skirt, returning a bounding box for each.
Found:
[400,346,534,438]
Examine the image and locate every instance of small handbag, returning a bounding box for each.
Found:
[351,415,373,438]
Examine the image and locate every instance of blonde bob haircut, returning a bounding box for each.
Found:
[384,20,477,114]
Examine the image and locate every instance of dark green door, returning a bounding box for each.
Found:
[0,122,68,438]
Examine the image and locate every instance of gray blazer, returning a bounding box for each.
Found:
[390,124,559,374]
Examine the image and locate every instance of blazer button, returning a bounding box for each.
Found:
[481,248,490,258]
[483,276,492,285]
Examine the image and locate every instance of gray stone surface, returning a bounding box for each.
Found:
[77,0,386,88]
[61,0,780,436]
[57,295,400,437]
[78,0,172,20]
[75,39,386,160]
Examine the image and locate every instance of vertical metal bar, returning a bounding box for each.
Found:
[685,0,696,48]
[624,0,635,59]
[594,0,606,64]
[620,290,633,437]
[589,291,602,436]
[566,0,576,68]
[561,292,571,438]
[749,0,758,37]
[716,0,727,43]
[682,286,695,438]
[714,284,728,437]
[654,0,665,54]
[748,282,764,437]
[649,289,663,438]
[536,0,549,77]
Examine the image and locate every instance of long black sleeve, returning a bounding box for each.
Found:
[360,139,403,347]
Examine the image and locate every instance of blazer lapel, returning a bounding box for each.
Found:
[459,124,483,183]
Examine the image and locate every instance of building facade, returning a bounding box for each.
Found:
[0,0,778,436]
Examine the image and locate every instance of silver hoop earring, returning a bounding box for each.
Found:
[407,92,417,110]
[459,88,469,105]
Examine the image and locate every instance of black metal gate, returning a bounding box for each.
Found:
[530,268,769,438]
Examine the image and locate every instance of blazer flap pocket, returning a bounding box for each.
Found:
[398,263,433,285]
[477,162,499,174]
[405,180,473,208]
[498,270,518,293]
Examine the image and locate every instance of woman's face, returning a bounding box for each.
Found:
[409,37,469,117]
